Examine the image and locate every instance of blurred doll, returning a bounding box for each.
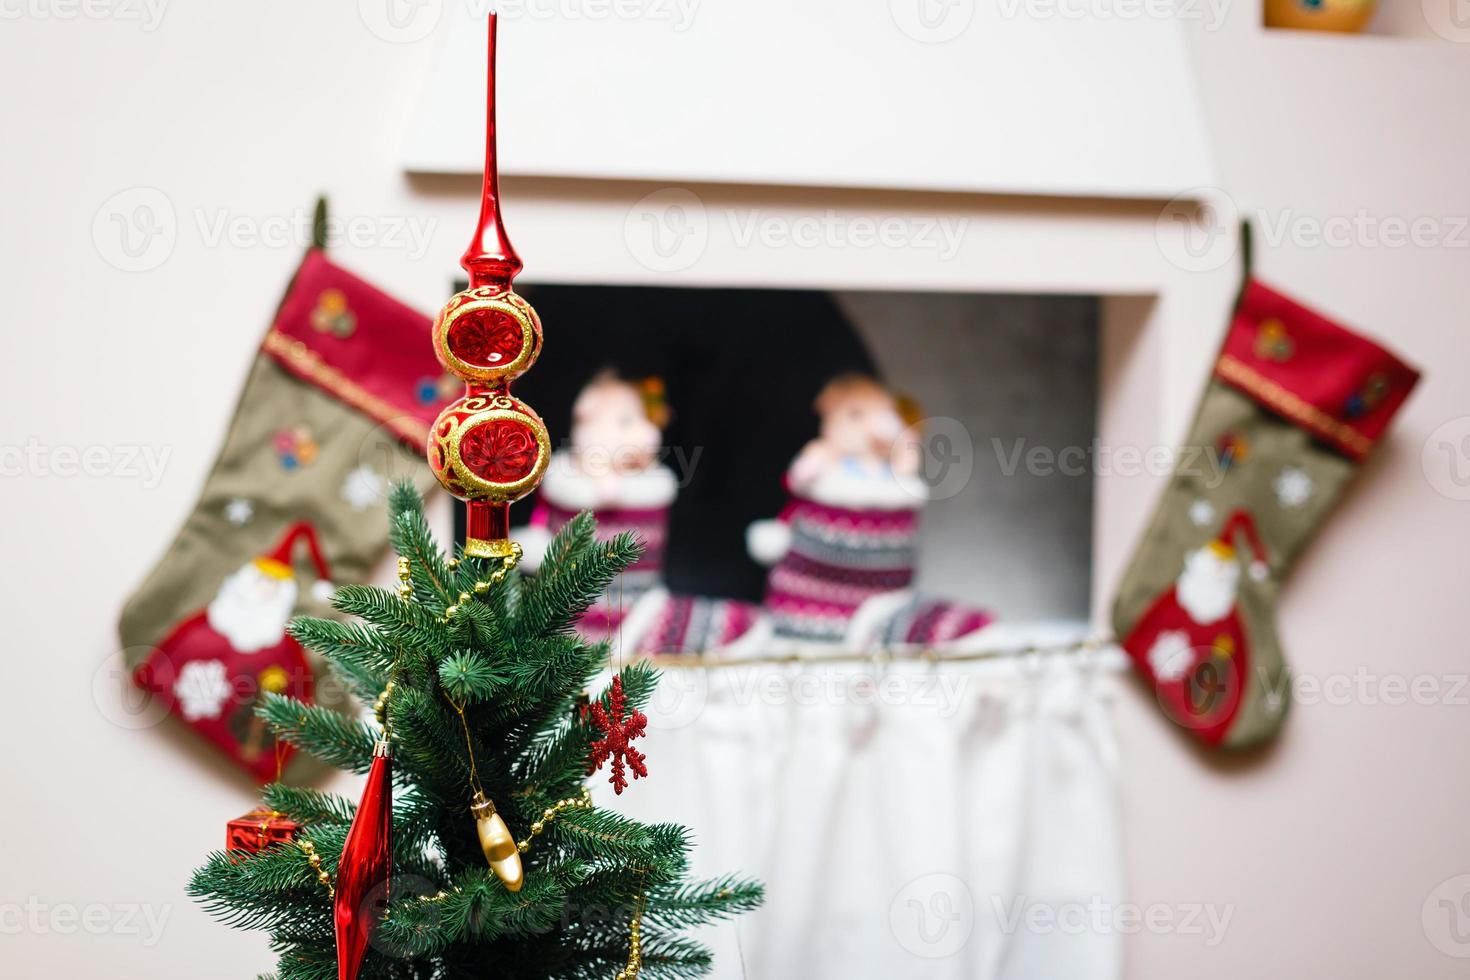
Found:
[517,372,765,655]
[748,374,994,651]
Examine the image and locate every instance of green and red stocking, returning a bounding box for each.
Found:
[122,236,449,780]
[1112,279,1420,750]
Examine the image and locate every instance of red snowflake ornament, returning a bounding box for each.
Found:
[584,676,648,794]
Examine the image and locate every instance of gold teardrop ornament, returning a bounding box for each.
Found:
[470,792,523,892]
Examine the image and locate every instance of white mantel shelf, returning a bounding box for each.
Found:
[404,1,1217,202]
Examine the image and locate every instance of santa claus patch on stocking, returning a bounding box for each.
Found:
[1126,510,1276,747]
[134,523,333,781]
[1113,280,1420,750]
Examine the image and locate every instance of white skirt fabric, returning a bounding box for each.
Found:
[596,624,1125,980]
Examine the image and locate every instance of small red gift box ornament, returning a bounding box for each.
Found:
[226,808,300,856]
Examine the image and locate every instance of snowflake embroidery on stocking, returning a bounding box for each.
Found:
[341,464,385,511]
[584,676,648,794]
[1148,630,1195,682]
[223,497,254,527]
[174,659,233,721]
[1273,466,1315,509]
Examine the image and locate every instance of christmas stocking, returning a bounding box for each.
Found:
[1111,280,1420,750]
[118,235,449,779]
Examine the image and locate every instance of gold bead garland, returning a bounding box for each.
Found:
[443,544,522,623]
[617,891,646,980]
[374,682,395,730]
[515,788,593,854]
[397,556,414,601]
[300,839,334,896]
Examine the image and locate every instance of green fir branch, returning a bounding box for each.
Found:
[517,530,642,637]
[286,617,393,699]
[388,485,456,607]
[329,585,440,674]
[265,938,337,980]
[259,694,379,774]
[645,875,766,929]
[260,784,358,826]
[439,650,511,704]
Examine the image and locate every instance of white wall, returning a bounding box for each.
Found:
[1119,9,1470,980]
[3,3,1469,979]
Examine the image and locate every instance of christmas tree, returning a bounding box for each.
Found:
[189,484,762,980]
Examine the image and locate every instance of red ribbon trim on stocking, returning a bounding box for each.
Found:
[263,249,446,448]
[1214,279,1421,461]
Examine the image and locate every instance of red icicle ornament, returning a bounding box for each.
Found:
[335,739,393,980]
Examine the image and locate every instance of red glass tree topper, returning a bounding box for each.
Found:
[428,13,550,559]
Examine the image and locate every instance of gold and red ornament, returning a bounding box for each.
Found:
[421,9,618,905]
[584,676,649,795]
[427,12,550,561]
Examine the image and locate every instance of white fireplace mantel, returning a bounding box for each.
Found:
[404,1,1217,201]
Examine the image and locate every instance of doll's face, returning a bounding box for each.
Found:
[818,384,904,458]
[570,380,661,474]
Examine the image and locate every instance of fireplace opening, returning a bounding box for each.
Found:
[508,283,1099,624]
